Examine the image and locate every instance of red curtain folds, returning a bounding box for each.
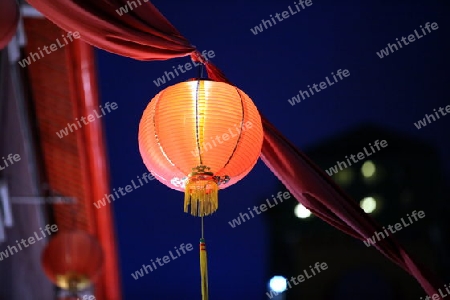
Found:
[27,0,442,296]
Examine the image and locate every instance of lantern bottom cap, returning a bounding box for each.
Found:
[55,272,92,292]
[184,176,219,217]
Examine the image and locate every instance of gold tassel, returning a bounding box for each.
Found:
[200,238,208,300]
[184,179,218,217]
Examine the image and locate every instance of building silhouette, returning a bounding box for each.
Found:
[266,125,448,299]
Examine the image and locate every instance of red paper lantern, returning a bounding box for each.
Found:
[138,79,263,216]
[41,230,103,292]
[0,0,20,50]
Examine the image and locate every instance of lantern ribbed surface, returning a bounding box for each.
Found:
[138,79,263,215]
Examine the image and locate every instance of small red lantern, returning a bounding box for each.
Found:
[41,230,103,294]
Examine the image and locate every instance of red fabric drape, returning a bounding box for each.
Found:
[27,0,443,296]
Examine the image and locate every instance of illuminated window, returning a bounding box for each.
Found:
[361,160,376,178]
[294,203,312,219]
[335,168,354,186]
[269,276,287,293]
[360,196,377,214]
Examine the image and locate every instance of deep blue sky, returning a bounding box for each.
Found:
[96,1,450,299]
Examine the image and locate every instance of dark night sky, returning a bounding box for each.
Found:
[95,1,450,299]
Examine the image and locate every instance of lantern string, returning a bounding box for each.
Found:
[201,215,204,238]
[200,215,209,300]
[198,62,205,79]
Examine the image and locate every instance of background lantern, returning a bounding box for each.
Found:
[41,230,104,294]
[138,79,264,216]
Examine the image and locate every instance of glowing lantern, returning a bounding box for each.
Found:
[139,78,263,299]
[41,230,103,295]
[138,79,263,216]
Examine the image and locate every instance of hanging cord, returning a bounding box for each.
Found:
[194,50,207,80]
[197,61,205,79]
[195,50,209,299]
[200,215,209,300]
[201,215,204,239]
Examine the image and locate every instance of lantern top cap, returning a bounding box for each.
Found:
[185,78,215,82]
